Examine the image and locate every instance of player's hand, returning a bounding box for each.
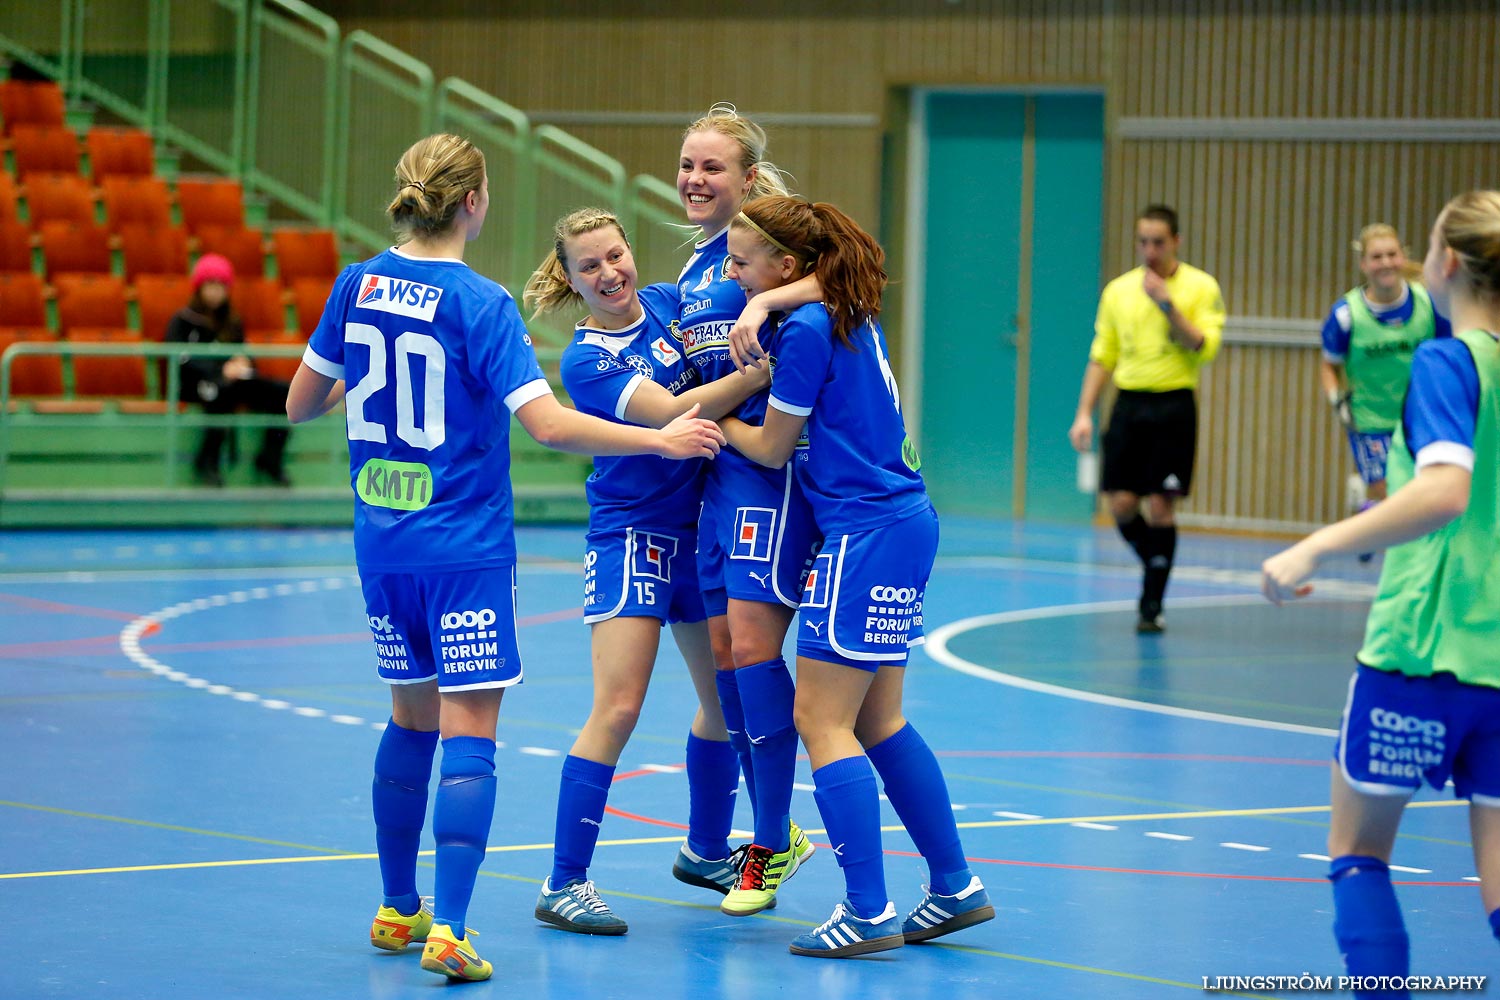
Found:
[1068,413,1094,452]
[658,403,725,459]
[1142,269,1170,306]
[729,298,771,372]
[1261,544,1318,605]
[1332,391,1354,430]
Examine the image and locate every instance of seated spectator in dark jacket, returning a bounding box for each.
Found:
[165,254,291,486]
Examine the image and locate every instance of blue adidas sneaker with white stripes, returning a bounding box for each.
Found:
[789,900,903,958]
[902,876,995,943]
[534,877,628,935]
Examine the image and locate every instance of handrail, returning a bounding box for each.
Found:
[335,30,436,253]
[0,340,306,490]
[436,77,533,288]
[532,125,629,205]
[246,0,340,223]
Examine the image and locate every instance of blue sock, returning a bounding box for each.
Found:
[431,736,497,933]
[549,755,615,887]
[372,720,439,913]
[812,755,887,919]
[736,657,797,853]
[714,669,758,823]
[1490,907,1500,942]
[685,733,737,860]
[866,722,971,895]
[1329,855,1409,991]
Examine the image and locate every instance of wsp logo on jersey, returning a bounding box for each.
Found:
[731,507,777,562]
[356,274,444,321]
[632,531,677,583]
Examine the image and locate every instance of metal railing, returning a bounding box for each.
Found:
[0,0,686,270]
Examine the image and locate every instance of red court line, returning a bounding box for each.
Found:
[0,593,144,622]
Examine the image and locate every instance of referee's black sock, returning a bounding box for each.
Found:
[1141,525,1177,614]
[1115,513,1150,566]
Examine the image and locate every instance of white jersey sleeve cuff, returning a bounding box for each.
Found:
[614,373,647,421]
[768,395,812,418]
[302,346,343,380]
[1415,441,1474,472]
[504,378,554,413]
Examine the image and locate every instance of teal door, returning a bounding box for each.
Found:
[918,91,1103,521]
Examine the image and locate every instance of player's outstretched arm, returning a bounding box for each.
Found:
[624,365,770,428]
[1261,462,1470,604]
[728,273,823,372]
[286,363,345,423]
[516,394,723,459]
[719,407,805,469]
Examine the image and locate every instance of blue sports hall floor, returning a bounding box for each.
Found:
[1,517,1491,999]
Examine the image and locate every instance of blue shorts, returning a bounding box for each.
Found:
[1348,430,1392,485]
[583,526,705,625]
[360,565,523,691]
[796,505,938,671]
[698,452,820,617]
[1334,663,1500,805]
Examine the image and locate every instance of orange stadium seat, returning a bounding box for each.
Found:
[235,276,289,334]
[101,176,172,232]
[39,221,111,278]
[175,177,243,233]
[54,273,128,334]
[0,221,33,273]
[86,127,155,181]
[0,81,66,135]
[290,277,334,336]
[133,274,192,341]
[0,331,65,398]
[66,329,147,397]
[272,228,339,282]
[119,225,188,282]
[24,174,95,227]
[11,125,81,178]
[245,329,305,382]
[194,225,265,278]
[0,272,48,327]
[0,171,19,224]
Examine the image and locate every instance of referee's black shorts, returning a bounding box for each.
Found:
[1100,388,1197,497]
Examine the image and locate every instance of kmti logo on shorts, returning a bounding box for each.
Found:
[356,274,444,321]
[358,459,433,511]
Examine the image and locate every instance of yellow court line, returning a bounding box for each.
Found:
[2,799,1469,880]
[0,834,686,881]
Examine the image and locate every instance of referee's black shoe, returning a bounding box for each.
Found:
[1136,599,1165,634]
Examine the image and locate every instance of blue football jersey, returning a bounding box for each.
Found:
[677,227,746,385]
[303,247,551,572]
[767,304,930,534]
[559,283,705,531]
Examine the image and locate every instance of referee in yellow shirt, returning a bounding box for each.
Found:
[1068,205,1226,633]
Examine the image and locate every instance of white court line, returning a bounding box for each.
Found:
[1145,832,1193,841]
[925,593,1340,737]
[1221,842,1271,852]
[1072,822,1118,831]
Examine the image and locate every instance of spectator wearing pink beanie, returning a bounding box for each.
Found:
[164,253,292,486]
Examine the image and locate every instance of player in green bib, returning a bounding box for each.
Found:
[1319,224,1450,516]
[1265,192,1500,991]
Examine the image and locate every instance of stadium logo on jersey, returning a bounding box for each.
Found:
[631,531,677,583]
[693,264,716,293]
[355,274,444,321]
[731,507,777,562]
[650,337,681,366]
[627,355,654,378]
[801,553,834,610]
